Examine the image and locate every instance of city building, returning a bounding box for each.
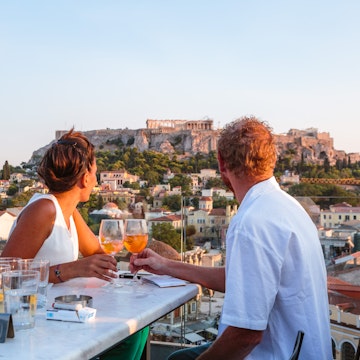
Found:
[279,170,300,185]
[321,203,360,229]
[319,226,358,262]
[328,263,360,358]
[0,210,17,240]
[186,197,237,248]
[99,170,139,191]
[148,214,182,232]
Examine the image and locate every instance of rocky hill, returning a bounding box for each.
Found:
[29,126,360,167]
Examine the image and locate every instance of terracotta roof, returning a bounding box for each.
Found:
[0,210,17,217]
[332,202,352,208]
[209,208,226,216]
[149,215,182,222]
[329,207,360,212]
[328,275,360,299]
[199,196,212,201]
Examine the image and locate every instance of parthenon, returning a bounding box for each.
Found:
[146,119,214,131]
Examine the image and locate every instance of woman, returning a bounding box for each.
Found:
[2,128,148,360]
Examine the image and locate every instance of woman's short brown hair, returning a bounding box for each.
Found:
[218,116,277,179]
[37,128,95,192]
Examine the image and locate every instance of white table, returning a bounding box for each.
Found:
[0,277,199,359]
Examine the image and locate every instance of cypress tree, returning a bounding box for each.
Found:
[2,161,10,180]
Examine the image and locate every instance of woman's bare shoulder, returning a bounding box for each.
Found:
[17,197,56,224]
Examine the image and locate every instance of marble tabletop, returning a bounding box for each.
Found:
[0,276,200,360]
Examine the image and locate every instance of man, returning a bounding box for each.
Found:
[131,116,332,359]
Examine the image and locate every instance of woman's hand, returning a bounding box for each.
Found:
[52,254,118,283]
[76,254,118,281]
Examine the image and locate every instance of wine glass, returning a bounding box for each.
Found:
[124,219,148,283]
[99,219,125,287]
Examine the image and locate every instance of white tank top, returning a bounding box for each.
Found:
[11,193,79,266]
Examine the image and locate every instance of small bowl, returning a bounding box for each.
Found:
[54,295,93,308]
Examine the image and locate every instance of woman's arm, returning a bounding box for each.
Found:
[2,201,118,283]
[1,199,55,258]
[48,255,118,283]
[73,209,104,256]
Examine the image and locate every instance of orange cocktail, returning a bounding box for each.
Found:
[98,219,125,256]
[124,234,148,254]
[101,239,124,255]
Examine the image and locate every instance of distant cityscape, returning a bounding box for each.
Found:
[1,119,360,358]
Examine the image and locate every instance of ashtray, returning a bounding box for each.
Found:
[54,295,93,308]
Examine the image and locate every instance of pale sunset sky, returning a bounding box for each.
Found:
[1,1,359,166]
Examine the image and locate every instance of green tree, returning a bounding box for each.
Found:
[191,197,199,209]
[288,183,359,208]
[151,223,182,252]
[6,184,18,196]
[205,177,225,189]
[186,225,196,238]
[162,195,182,212]
[10,191,33,206]
[143,170,160,186]
[213,196,229,208]
[169,174,192,196]
[97,195,104,209]
[123,181,140,190]
[2,161,10,180]
[115,198,128,210]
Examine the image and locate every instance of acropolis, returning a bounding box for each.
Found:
[146,119,214,131]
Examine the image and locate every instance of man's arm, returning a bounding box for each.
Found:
[131,248,225,292]
[198,326,263,360]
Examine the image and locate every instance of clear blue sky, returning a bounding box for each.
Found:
[1,1,359,167]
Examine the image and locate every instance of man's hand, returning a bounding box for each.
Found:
[129,248,169,275]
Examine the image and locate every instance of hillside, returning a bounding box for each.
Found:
[28,126,360,167]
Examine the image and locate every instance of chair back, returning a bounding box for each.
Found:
[289,331,305,360]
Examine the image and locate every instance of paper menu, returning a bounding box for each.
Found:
[143,275,188,288]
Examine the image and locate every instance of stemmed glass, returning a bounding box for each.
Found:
[124,219,148,284]
[99,219,125,287]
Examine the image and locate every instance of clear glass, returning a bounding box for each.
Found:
[2,270,40,330]
[99,219,125,287]
[124,219,148,284]
[99,219,125,255]
[18,259,50,309]
[0,264,11,313]
[0,257,22,270]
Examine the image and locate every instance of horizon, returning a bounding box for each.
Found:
[1,1,359,166]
